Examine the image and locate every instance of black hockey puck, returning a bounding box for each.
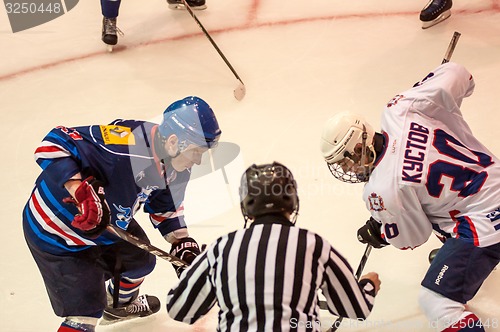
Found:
[428,248,440,264]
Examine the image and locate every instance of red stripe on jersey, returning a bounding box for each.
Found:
[35,145,64,153]
[31,192,86,245]
[450,210,480,246]
[150,205,185,223]
[463,216,480,246]
[58,325,82,332]
[150,214,165,222]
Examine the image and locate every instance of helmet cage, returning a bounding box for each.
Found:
[326,126,376,183]
[321,112,376,183]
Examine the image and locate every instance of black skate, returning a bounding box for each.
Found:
[101,17,123,52]
[101,294,161,325]
[167,0,207,10]
[420,0,452,29]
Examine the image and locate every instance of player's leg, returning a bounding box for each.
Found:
[101,0,122,46]
[101,220,160,323]
[25,238,107,331]
[420,238,500,331]
[419,288,484,332]
[58,316,98,331]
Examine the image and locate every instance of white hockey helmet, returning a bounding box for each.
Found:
[320,112,376,183]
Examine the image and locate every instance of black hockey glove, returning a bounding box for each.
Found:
[357,217,389,249]
[170,237,201,278]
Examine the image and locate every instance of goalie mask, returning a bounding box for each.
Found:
[239,162,299,226]
[320,112,376,183]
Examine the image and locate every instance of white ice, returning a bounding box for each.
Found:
[1,0,499,331]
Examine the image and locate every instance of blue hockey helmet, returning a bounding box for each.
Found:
[159,96,221,150]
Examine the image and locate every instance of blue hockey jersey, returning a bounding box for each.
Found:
[23,119,191,255]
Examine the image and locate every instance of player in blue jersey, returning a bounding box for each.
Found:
[23,96,221,331]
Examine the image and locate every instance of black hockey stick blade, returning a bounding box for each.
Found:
[106,225,188,268]
[442,31,461,64]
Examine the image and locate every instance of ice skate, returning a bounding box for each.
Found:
[167,0,207,10]
[101,294,161,325]
[420,0,452,29]
[101,17,123,52]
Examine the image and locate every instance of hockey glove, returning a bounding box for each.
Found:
[357,217,389,249]
[170,237,200,278]
[63,176,110,238]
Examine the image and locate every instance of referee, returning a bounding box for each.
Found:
[167,162,381,331]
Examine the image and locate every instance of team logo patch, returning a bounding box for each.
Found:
[114,204,132,230]
[100,125,135,145]
[368,193,385,211]
[386,94,404,108]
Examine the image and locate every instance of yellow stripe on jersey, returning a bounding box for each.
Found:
[100,125,136,145]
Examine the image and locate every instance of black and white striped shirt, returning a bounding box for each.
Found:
[167,215,376,331]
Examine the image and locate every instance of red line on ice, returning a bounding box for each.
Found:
[1,5,499,82]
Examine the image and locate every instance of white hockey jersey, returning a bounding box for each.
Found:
[363,62,500,249]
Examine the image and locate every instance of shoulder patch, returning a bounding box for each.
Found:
[368,192,386,212]
[100,125,135,145]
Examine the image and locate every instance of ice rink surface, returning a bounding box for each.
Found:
[1,0,499,331]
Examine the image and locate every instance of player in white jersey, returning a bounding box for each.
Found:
[320,62,500,332]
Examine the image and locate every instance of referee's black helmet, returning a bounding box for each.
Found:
[239,162,299,224]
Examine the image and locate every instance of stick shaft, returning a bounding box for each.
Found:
[442,31,461,64]
[181,0,244,85]
[106,225,188,267]
[354,244,372,279]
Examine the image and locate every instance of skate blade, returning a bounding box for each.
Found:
[421,10,451,29]
[168,4,207,10]
[100,316,133,326]
[100,314,154,326]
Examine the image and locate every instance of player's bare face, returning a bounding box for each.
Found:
[171,144,208,171]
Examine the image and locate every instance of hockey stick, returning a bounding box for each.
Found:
[442,31,461,64]
[106,224,188,268]
[180,0,246,101]
[324,244,373,332]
